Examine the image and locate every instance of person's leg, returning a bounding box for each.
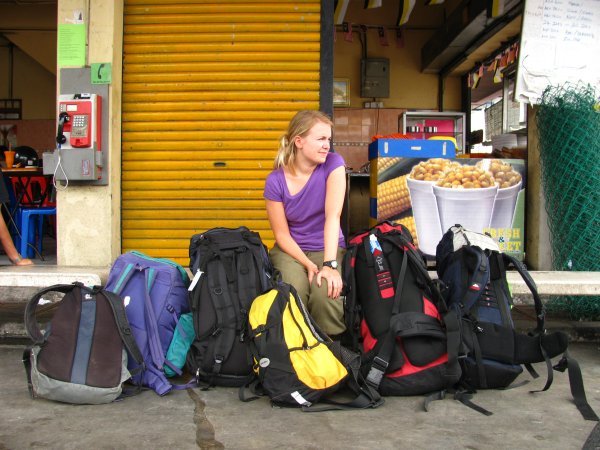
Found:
[305,249,346,336]
[0,210,33,265]
[268,244,310,306]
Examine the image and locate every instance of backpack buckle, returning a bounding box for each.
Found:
[366,356,389,388]
[213,356,224,375]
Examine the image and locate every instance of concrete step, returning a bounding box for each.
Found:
[426,270,600,298]
[505,271,600,297]
[1,266,598,342]
[0,266,108,342]
[512,305,600,343]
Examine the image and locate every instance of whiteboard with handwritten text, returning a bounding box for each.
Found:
[515,0,600,104]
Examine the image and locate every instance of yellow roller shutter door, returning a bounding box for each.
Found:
[122,1,321,265]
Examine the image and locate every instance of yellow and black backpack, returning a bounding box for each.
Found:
[241,282,382,411]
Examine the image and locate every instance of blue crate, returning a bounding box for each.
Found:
[368,138,456,160]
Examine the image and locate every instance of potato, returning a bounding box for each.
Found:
[436,166,495,189]
[409,158,461,181]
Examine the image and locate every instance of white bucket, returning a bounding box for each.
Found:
[407,177,442,256]
[433,184,498,235]
[490,180,523,230]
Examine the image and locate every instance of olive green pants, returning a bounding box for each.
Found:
[269,244,346,336]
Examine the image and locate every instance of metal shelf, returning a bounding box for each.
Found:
[400,111,466,154]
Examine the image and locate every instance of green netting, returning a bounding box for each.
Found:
[544,296,600,321]
[535,83,600,320]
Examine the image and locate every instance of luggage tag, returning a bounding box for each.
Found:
[188,269,203,292]
[369,234,394,299]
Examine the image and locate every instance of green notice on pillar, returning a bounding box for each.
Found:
[91,63,112,84]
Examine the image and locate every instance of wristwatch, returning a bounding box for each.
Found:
[322,260,339,270]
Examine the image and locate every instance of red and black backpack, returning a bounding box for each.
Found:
[342,221,461,397]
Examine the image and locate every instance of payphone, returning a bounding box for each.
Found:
[43,93,104,182]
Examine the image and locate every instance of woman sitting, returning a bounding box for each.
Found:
[264,110,346,337]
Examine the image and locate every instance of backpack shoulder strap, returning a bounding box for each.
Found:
[247,240,276,292]
[503,255,599,422]
[134,267,166,370]
[362,232,395,300]
[555,352,599,421]
[99,286,147,396]
[241,232,273,289]
[501,252,551,388]
[460,246,490,314]
[341,244,360,351]
[24,283,80,344]
[206,256,238,379]
[376,228,435,298]
[235,245,265,342]
[109,262,137,296]
[102,288,144,366]
[502,253,545,333]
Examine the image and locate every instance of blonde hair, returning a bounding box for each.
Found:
[274,110,333,170]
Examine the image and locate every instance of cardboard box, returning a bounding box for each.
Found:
[369,142,526,260]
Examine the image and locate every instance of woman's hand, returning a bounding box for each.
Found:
[305,261,319,285]
[317,266,343,299]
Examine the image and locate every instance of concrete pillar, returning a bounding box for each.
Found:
[525,105,553,270]
[56,0,123,266]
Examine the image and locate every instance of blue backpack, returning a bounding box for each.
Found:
[106,251,191,395]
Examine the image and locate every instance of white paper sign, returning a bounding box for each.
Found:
[515,0,600,104]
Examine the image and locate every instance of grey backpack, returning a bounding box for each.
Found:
[23,283,144,404]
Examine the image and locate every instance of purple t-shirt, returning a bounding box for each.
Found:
[264,152,346,252]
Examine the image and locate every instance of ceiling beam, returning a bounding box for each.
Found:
[421,0,523,75]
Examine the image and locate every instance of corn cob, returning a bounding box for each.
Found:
[377,157,402,173]
[377,175,410,220]
[392,215,418,247]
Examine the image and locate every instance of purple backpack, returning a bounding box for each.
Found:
[106,251,190,395]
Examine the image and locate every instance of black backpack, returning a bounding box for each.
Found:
[436,225,598,420]
[186,226,275,387]
[342,222,461,397]
[22,283,144,404]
